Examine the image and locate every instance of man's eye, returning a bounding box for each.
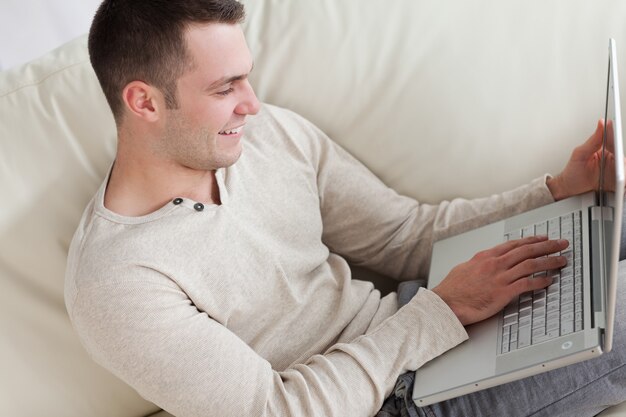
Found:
[216,87,234,96]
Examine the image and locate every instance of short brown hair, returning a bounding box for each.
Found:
[88,0,245,123]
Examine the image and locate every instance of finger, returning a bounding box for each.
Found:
[572,119,604,161]
[485,235,548,258]
[500,238,568,268]
[602,153,617,191]
[607,118,615,153]
[507,254,567,283]
[509,274,554,296]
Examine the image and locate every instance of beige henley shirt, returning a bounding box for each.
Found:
[65,104,555,417]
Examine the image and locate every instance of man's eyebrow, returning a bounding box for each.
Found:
[206,63,254,91]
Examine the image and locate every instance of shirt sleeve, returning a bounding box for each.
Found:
[308,123,555,280]
[69,269,467,417]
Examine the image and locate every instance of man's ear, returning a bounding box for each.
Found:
[122,81,163,122]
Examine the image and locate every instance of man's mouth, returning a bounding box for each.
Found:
[218,126,244,135]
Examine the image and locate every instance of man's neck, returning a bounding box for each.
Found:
[103,155,221,217]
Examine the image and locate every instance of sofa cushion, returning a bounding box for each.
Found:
[241,0,626,204]
[0,37,159,417]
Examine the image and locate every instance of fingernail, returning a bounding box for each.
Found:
[558,239,569,246]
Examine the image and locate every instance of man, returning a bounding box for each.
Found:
[65,1,625,416]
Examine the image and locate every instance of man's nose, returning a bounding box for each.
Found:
[236,80,260,115]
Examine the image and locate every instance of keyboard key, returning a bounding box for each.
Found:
[561,311,574,324]
[520,299,533,313]
[575,320,583,332]
[562,293,574,305]
[561,283,574,296]
[545,330,560,340]
[502,332,510,349]
[575,301,583,313]
[518,325,532,348]
[510,324,518,343]
[562,302,574,314]
[519,315,532,329]
[548,218,560,239]
[575,311,583,322]
[547,285,560,297]
[533,327,546,341]
[509,229,522,240]
[547,302,560,314]
[532,315,546,329]
[522,225,535,237]
[562,322,574,335]
[535,221,548,236]
[547,319,560,330]
[504,313,518,327]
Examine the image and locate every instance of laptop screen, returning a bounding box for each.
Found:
[599,38,624,352]
[599,41,618,202]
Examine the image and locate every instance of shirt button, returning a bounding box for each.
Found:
[194,203,205,212]
[173,198,183,205]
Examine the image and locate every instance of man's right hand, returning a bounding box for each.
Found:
[432,235,569,326]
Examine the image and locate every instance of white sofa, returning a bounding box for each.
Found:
[1,1,625,416]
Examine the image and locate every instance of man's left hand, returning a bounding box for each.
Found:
[547,119,622,200]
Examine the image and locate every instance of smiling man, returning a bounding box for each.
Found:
[102,19,258,215]
[65,1,626,417]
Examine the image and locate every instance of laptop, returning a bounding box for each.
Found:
[412,38,624,406]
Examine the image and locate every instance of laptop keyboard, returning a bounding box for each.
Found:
[500,210,584,354]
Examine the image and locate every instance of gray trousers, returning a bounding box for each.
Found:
[378,262,626,417]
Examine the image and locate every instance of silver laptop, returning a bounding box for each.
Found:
[413,38,624,406]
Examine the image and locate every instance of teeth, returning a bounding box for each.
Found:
[220,126,243,135]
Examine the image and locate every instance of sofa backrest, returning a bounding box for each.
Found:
[242,0,626,202]
[1,1,625,416]
[0,37,162,416]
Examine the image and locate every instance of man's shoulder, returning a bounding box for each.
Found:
[254,102,311,123]
[249,104,325,139]
[65,202,198,292]
[246,103,331,160]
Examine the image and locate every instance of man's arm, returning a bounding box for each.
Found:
[68,268,467,417]
[301,114,554,280]
[433,120,623,326]
[310,114,619,326]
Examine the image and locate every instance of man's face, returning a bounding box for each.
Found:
[157,23,260,171]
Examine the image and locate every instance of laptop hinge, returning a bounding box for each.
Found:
[589,206,612,329]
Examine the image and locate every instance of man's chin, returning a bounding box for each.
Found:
[213,143,243,170]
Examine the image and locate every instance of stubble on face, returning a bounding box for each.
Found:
[157,108,243,172]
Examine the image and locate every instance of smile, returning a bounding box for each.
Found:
[218,126,244,135]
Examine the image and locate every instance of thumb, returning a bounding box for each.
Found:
[574,119,604,160]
